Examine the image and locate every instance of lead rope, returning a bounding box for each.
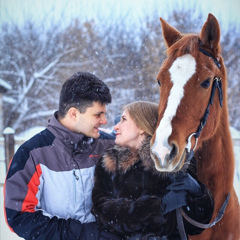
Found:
[176,208,188,240]
[176,194,230,240]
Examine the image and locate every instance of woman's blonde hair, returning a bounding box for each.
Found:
[123,101,159,137]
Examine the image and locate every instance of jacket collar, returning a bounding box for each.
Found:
[47,111,93,148]
[102,136,160,174]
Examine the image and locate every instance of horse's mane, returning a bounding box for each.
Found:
[166,35,200,57]
[166,34,222,63]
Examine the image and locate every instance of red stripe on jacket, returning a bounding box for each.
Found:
[22,164,42,213]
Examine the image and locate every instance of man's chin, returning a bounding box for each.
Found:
[91,131,100,139]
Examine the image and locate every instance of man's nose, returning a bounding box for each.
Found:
[100,115,107,125]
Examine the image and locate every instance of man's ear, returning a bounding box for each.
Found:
[68,107,78,120]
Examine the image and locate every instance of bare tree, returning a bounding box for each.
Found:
[221,25,240,130]
[138,10,240,130]
[0,21,99,133]
[0,8,239,133]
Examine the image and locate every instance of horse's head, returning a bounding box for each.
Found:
[150,14,226,172]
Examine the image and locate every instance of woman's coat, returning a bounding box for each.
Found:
[91,137,214,239]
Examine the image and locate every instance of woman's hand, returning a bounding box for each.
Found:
[161,172,202,215]
[161,189,187,215]
[166,172,202,196]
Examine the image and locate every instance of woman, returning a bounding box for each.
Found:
[92,101,214,240]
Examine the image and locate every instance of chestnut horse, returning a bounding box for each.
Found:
[150,14,240,240]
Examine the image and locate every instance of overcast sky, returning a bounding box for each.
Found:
[0,0,239,30]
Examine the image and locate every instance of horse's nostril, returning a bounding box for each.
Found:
[169,143,178,160]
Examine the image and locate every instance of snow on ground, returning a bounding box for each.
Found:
[16,126,45,139]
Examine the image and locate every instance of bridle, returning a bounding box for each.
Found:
[185,48,223,162]
[157,48,230,239]
[185,76,223,162]
[177,48,230,240]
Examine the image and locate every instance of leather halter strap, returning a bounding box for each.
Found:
[194,76,223,138]
[176,208,188,240]
[176,193,230,240]
[194,47,222,138]
[185,76,223,162]
[199,48,221,68]
[185,47,223,154]
[181,193,230,228]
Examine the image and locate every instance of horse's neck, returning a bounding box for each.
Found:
[195,113,235,197]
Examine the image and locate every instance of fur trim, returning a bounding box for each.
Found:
[138,136,161,174]
[102,145,139,173]
[102,136,160,174]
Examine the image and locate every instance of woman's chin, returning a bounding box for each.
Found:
[115,139,124,146]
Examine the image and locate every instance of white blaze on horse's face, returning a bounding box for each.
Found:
[151,54,196,172]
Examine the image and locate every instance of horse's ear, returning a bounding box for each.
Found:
[200,14,221,55]
[160,18,182,48]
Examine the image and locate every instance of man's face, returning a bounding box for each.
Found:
[74,101,107,138]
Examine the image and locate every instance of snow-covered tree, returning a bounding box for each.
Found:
[0,9,239,133]
[0,21,101,133]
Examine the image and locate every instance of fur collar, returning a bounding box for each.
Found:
[102,136,160,174]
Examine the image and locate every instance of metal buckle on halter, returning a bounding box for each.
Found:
[186,133,198,153]
[214,76,221,82]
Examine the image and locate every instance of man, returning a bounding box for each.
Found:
[4,72,115,240]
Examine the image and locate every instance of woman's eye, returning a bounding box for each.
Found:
[157,79,161,86]
[201,78,211,88]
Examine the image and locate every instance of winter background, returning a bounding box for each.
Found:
[0,0,240,239]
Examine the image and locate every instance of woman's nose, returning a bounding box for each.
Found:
[113,122,120,131]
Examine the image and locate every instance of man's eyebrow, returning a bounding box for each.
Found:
[95,111,105,115]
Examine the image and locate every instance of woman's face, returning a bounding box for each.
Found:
[113,110,144,149]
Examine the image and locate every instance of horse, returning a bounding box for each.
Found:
[150,13,240,240]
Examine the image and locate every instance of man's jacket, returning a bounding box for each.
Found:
[4,112,114,240]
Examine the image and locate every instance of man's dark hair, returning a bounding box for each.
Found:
[58,71,111,118]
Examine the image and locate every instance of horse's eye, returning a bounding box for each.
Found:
[201,78,211,88]
[157,79,161,86]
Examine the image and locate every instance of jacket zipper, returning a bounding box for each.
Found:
[73,169,79,180]
[73,169,79,207]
